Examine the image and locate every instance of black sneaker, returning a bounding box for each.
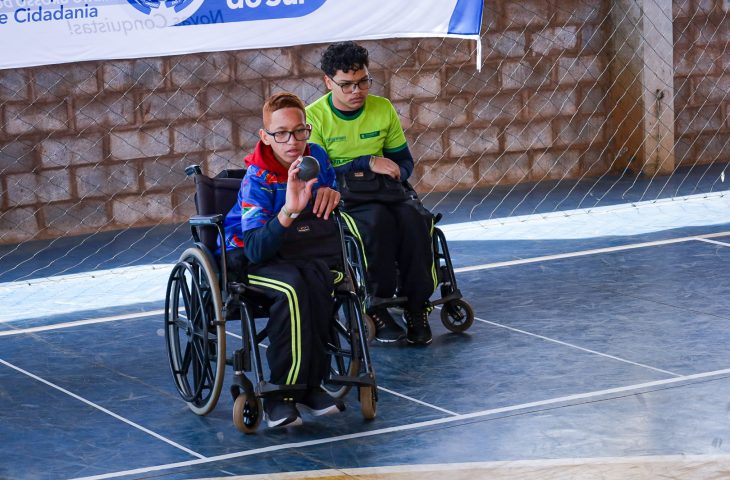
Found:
[370,308,405,343]
[403,309,433,345]
[264,398,302,428]
[297,388,345,416]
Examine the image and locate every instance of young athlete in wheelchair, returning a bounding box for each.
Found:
[164,92,376,433]
[307,41,474,345]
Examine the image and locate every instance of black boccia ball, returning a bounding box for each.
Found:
[297,155,320,181]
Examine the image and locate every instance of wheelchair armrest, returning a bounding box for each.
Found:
[189,214,223,226]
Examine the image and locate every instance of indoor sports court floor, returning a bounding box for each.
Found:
[3,165,730,480]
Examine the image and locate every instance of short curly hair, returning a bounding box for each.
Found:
[320,41,369,77]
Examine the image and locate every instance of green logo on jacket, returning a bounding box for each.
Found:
[359,130,380,139]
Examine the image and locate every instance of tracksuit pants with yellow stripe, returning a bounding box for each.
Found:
[342,201,435,312]
[247,258,334,390]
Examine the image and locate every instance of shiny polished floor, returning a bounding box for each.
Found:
[2,170,730,480]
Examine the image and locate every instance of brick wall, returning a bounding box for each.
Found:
[673,0,730,166]
[1,0,723,245]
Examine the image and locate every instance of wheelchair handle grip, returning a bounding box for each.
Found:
[190,214,223,226]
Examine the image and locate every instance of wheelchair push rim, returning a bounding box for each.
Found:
[323,299,362,399]
[164,247,227,416]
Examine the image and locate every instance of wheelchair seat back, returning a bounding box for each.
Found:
[193,169,246,252]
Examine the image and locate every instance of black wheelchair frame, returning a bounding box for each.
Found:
[343,201,475,336]
[164,165,377,433]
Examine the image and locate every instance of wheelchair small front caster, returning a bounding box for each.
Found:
[359,385,377,420]
[233,391,262,434]
[440,299,475,333]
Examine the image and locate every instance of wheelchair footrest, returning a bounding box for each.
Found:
[325,374,376,388]
[258,382,307,397]
[367,296,408,311]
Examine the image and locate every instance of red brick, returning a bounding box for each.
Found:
[578,86,607,115]
[417,38,475,68]
[205,82,265,116]
[484,31,526,59]
[558,55,604,85]
[102,58,165,92]
[235,48,294,80]
[673,0,693,19]
[553,115,606,147]
[694,132,730,163]
[503,0,552,29]
[0,140,37,174]
[170,53,232,88]
[527,88,578,119]
[360,39,418,71]
[0,207,39,244]
[4,101,68,135]
[0,70,30,102]
[110,127,170,160]
[391,101,414,131]
[409,130,446,162]
[447,126,500,157]
[75,94,136,130]
[33,63,99,100]
[413,159,476,192]
[40,136,104,168]
[141,90,203,124]
[502,60,554,90]
[269,76,326,105]
[173,119,234,154]
[206,149,243,176]
[6,169,72,206]
[444,65,501,96]
[470,93,523,126]
[530,27,578,56]
[142,157,190,191]
[505,121,552,151]
[75,163,140,198]
[582,146,615,177]
[42,200,109,235]
[412,98,469,129]
[112,193,173,225]
[532,150,581,180]
[555,0,603,24]
[674,47,718,76]
[675,106,724,135]
[482,0,500,32]
[579,24,608,55]
[390,70,441,100]
[674,135,694,165]
[478,152,531,185]
[693,74,730,104]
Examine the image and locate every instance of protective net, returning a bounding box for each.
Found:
[0,0,728,319]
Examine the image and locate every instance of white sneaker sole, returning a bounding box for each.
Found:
[296,403,343,417]
[266,415,303,428]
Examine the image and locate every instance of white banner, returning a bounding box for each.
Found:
[0,0,483,70]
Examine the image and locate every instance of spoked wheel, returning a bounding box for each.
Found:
[232,391,262,434]
[323,301,361,399]
[359,384,377,420]
[440,299,475,333]
[165,247,226,416]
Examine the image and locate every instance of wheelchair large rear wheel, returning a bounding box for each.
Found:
[323,301,361,399]
[165,247,226,416]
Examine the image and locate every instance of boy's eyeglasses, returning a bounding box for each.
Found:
[264,125,312,143]
[329,76,373,94]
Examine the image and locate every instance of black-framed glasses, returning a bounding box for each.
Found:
[264,125,312,143]
[329,76,373,94]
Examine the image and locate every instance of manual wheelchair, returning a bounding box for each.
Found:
[342,192,474,337]
[164,165,377,433]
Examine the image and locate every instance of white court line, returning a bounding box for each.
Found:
[376,386,459,416]
[69,367,730,480]
[453,230,730,273]
[696,237,730,248]
[0,358,205,460]
[0,310,164,337]
[472,316,680,377]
